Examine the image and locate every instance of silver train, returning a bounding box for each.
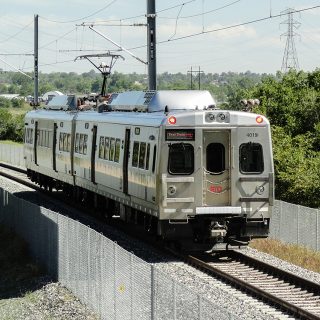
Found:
[24,90,274,250]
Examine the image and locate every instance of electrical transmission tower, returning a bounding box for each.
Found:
[281,8,301,72]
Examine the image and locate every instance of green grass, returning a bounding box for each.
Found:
[250,238,320,273]
[0,140,22,145]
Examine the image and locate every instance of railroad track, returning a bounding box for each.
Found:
[183,250,320,320]
[0,162,32,187]
[2,162,320,319]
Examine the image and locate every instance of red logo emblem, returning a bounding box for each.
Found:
[210,185,222,193]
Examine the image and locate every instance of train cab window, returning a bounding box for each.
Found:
[114,139,121,163]
[168,143,194,175]
[239,142,264,174]
[206,143,225,174]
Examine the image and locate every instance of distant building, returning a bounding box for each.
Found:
[0,94,21,100]
[42,90,64,103]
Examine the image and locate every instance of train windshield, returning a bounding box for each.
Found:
[239,142,264,174]
[168,143,194,175]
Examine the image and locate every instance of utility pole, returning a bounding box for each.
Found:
[281,8,300,72]
[147,0,156,90]
[34,14,39,106]
[187,66,204,90]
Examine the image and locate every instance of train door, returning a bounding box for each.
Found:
[123,128,130,194]
[202,130,230,206]
[34,121,38,165]
[52,123,57,171]
[91,125,97,184]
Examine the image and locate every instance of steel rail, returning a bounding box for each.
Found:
[186,252,320,320]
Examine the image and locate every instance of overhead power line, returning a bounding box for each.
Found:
[0,20,33,44]
[158,0,241,20]
[126,4,320,51]
[39,0,117,24]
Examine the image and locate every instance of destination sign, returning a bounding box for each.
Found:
[165,129,195,141]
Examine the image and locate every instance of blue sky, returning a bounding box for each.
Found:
[1,0,320,75]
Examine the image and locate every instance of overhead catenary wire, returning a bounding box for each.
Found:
[158,0,242,20]
[39,0,118,24]
[126,5,320,50]
[0,19,33,44]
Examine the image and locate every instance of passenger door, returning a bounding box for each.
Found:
[122,128,130,194]
[202,130,230,206]
[91,125,97,184]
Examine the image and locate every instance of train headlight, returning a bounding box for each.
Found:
[167,185,177,196]
[256,116,264,124]
[168,116,176,125]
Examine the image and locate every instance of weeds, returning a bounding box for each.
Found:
[250,238,320,273]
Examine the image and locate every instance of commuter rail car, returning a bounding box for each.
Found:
[24,91,274,250]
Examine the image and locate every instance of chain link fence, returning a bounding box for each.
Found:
[270,200,320,251]
[0,188,234,320]
[0,143,24,167]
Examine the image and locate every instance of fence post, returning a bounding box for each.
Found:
[317,210,319,251]
[151,264,155,320]
[113,242,117,319]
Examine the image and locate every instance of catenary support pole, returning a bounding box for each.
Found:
[34,14,39,107]
[147,0,156,90]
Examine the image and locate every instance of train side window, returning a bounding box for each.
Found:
[83,134,88,155]
[109,138,115,161]
[67,134,71,152]
[152,145,157,173]
[206,143,225,174]
[146,143,150,170]
[139,142,146,168]
[64,133,68,151]
[25,128,33,144]
[79,134,84,154]
[46,131,50,147]
[75,133,79,153]
[239,142,264,174]
[59,133,63,150]
[168,143,194,175]
[132,141,139,167]
[99,137,105,158]
[104,137,110,160]
[38,130,42,146]
[114,139,121,163]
